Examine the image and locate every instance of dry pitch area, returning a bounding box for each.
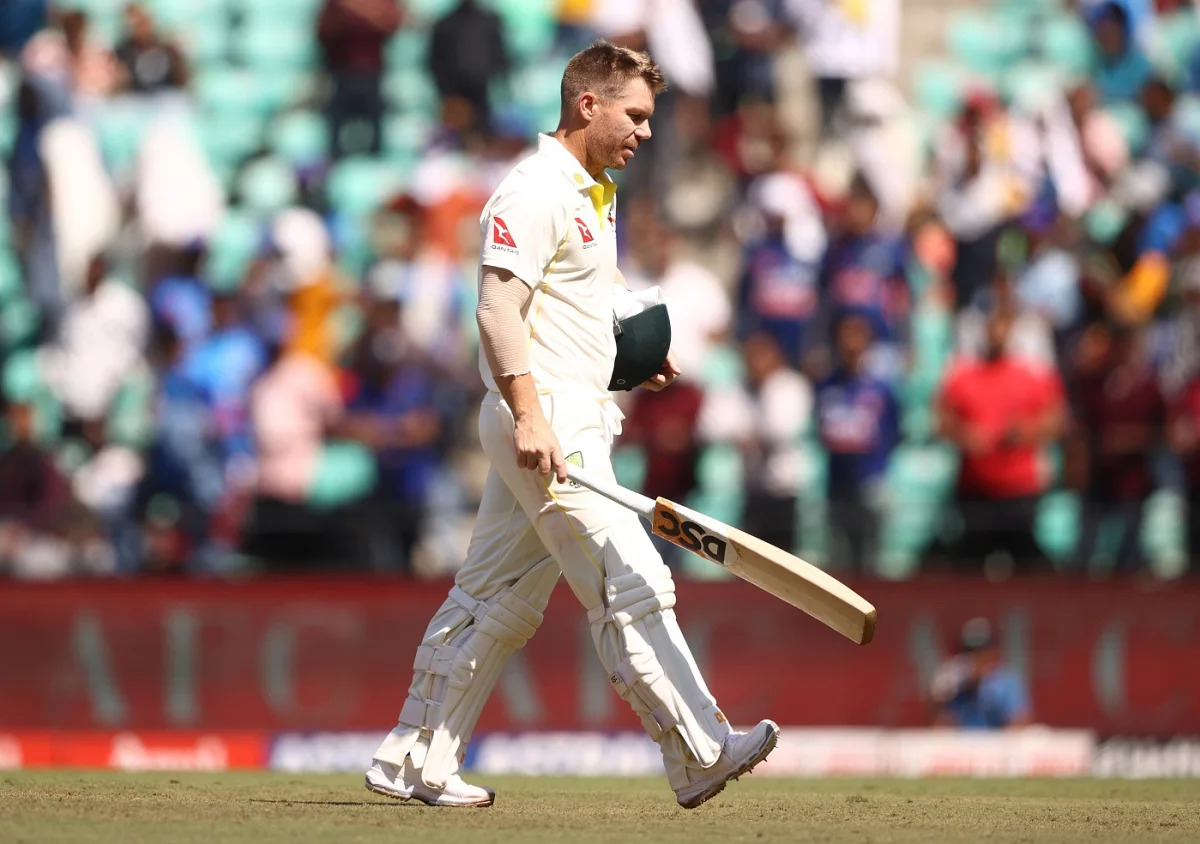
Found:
[3,771,1199,844]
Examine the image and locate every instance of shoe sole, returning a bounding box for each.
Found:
[677,721,781,810]
[364,775,495,808]
[365,776,412,802]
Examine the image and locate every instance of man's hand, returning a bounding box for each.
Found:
[514,412,568,483]
[641,350,681,392]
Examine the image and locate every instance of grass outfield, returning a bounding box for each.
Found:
[3,772,1199,844]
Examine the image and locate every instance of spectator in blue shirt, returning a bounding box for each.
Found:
[182,288,269,469]
[815,313,900,573]
[1090,2,1154,105]
[343,293,449,571]
[737,179,822,365]
[930,618,1033,729]
[147,246,212,355]
[814,174,909,383]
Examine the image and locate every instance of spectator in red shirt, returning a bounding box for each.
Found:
[623,382,706,511]
[936,308,1066,573]
[317,0,403,158]
[1071,322,1163,573]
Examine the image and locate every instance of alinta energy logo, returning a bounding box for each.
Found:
[491,217,518,253]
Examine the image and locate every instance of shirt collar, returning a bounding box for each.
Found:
[537,133,617,205]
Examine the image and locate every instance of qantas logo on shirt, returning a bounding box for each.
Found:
[491,217,518,250]
[574,217,596,248]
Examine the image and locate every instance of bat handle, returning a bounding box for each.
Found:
[564,464,656,520]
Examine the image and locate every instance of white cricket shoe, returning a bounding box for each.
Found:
[674,719,780,809]
[364,758,495,807]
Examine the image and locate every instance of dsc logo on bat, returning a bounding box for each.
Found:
[652,504,729,566]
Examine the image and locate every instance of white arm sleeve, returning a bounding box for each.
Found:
[477,268,534,378]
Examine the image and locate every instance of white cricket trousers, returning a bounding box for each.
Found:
[374,391,731,791]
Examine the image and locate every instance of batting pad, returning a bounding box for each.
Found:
[589,536,730,790]
[374,556,560,788]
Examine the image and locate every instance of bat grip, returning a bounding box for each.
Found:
[564,464,656,520]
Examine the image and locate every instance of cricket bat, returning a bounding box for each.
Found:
[565,464,876,645]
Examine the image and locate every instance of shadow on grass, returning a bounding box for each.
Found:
[246,799,405,808]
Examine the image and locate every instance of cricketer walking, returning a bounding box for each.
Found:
[365,40,779,809]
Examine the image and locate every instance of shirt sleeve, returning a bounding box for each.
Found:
[1035,367,1066,414]
[479,186,565,289]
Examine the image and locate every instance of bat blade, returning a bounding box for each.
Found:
[651,498,876,645]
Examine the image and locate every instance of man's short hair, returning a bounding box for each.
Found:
[560,40,667,114]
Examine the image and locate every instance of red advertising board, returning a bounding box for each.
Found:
[0,730,266,770]
[0,578,1196,736]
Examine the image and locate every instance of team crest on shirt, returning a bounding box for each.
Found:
[574,217,596,248]
[565,451,583,487]
[491,217,518,252]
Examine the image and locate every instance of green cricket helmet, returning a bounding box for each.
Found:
[608,303,672,391]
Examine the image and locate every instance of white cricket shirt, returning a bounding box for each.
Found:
[478,133,619,400]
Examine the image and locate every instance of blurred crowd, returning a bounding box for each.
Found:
[2,0,1200,581]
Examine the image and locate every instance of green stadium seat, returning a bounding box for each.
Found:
[195,68,268,115]
[386,29,431,71]
[326,156,407,217]
[237,156,299,217]
[261,72,319,115]
[106,370,154,449]
[1084,198,1130,246]
[269,110,330,167]
[510,62,564,114]
[1035,490,1079,563]
[405,0,459,25]
[1039,14,1096,78]
[59,0,124,16]
[233,23,319,71]
[1,348,62,445]
[1,299,40,350]
[383,112,434,160]
[796,440,829,563]
[0,110,14,158]
[205,210,263,292]
[610,445,646,492]
[947,11,1027,81]
[0,63,16,156]
[1004,62,1065,113]
[197,115,267,175]
[178,19,229,66]
[492,0,556,63]
[146,0,223,31]
[0,251,20,306]
[692,443,745,540]
[879,443,958,571]
[1142,490,1188,578]
[94,103,154,175]
[1178,94,1200,138]
[383,68,441,113]
[237,0,324,21]
[1152,11,1200,84]
[697,344,744,388]
[902,302,953,441]
[913,61,971,121]
[1104,101,1150,156]
[2,347,42,401]
[308,440,377,509]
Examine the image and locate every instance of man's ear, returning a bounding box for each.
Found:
[579,91,598,122]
